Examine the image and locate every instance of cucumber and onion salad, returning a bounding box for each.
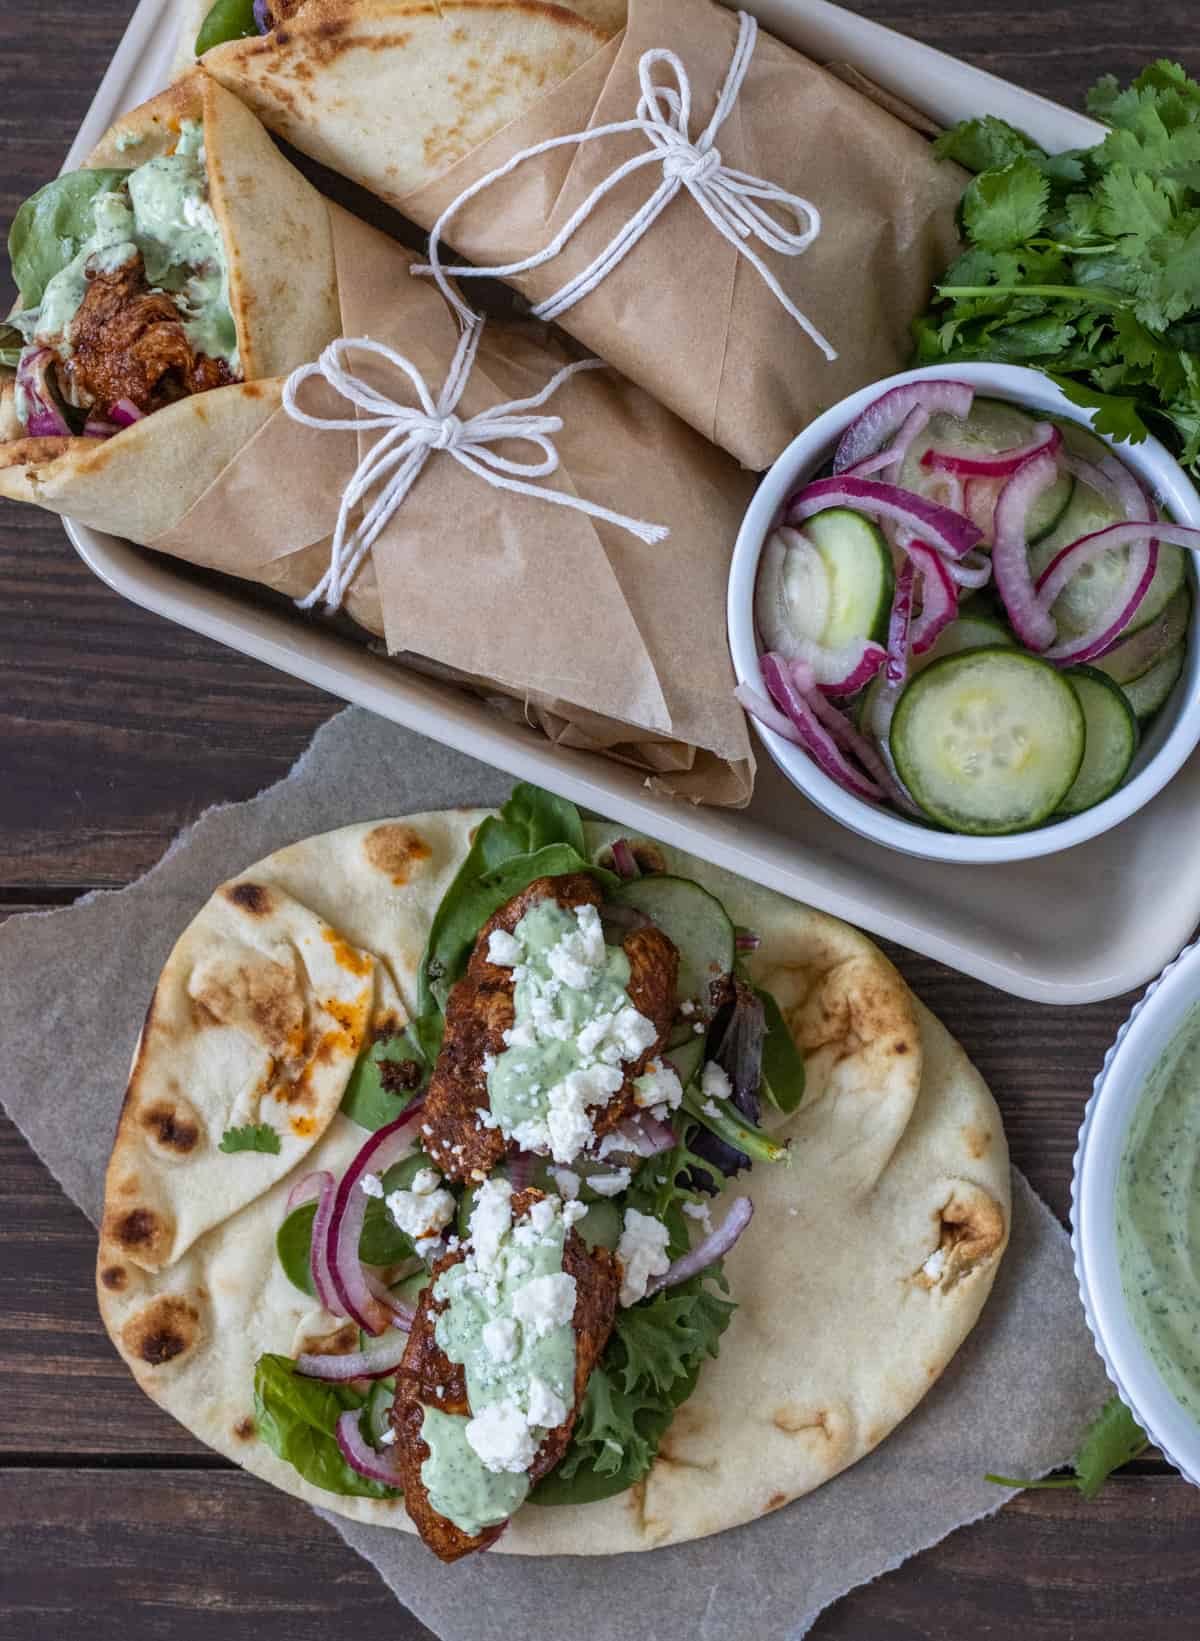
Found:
[258,786,802,1508]
[745,379,1200,836]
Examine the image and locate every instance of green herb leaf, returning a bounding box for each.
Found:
[253,1354,401,1499]
[340,1024,429,1132]
[962,159,1051,251]
[196,0,261,56]
[1045,373,1152,443]
[934,115,1045,175]
[8,169,130,309]
[757,986,806,1113]
[219,1122,281,1155]
[0,322,24,370]
[986,1394,1149,1498]
[276,1201,318,1297]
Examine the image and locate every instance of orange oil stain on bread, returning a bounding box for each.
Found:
[364,822,431,884]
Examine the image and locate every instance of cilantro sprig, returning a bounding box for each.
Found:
[915,60,1200,471]
[219,1122,281,1155]
[987,1394,1149,1498]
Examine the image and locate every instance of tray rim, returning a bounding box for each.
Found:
[50,0,1200,1007]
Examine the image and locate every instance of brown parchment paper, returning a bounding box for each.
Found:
[147,205,756,802]
[0,707,1114,1639]
[399,0,965,470]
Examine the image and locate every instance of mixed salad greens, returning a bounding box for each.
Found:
[916,61,1200,479]
[251,785,804,1516]
[744,381,1200,835]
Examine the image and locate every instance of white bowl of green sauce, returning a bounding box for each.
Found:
[1073,938,1200,1484]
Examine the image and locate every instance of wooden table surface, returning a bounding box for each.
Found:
[4,2,1200,1635]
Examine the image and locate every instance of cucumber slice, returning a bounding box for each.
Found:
[755,508,894,655]
[573,1199,621,1251]
[898,396,1072,543]
[1124,642,1187,723]
[857,613,1015,734]
[611,875,735,1017]
[665,1033,704,1088]
[890,648,1085,834]
[1093,587,1191,685]
[1059,667,1138,815]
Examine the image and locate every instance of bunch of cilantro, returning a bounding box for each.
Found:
[914,60,1200,472]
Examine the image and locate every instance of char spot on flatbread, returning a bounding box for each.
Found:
[962,1124,991,1159]
[773,1404,834,1439]
[297,1320,360,1357]
[364,822,432,884]
[918,1184,1007,1290]
[766,1492,789,1511]
[234,1417,256,1440]
[191,956,305,1057]
[99,1265,127,1291]
[140,1097,201,1155]
[109,1206,172,1262]
[122,1295,201,1367]
[225,881,274,916]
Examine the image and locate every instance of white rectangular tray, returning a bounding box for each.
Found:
[60,0,1199,1005]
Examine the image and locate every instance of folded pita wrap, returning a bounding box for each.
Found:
[97,811,1010,1553]
[197,0,964,469]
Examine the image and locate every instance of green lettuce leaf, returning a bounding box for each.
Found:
[253,1354,402,1500]
[9,169,130,309]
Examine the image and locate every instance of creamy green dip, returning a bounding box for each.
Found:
[14,120,237,374]
[1116,1001,1200,1419]
[486,898,657,1162]
[420,1187,578,1536]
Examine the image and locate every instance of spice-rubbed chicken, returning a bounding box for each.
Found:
[422,873,678,1184]
[392,1188,621,1562]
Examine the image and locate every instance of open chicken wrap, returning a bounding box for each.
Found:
[191,0,964,469]
[0,80,756,803]
[97,787,1010,1562]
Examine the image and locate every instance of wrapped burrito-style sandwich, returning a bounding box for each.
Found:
[186,0,965,470]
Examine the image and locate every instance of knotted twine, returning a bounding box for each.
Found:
[283,325,668,616]
[415,10,837,362]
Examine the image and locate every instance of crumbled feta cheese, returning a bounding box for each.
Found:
[481,1054,496,1076]
[468,1177,513,1271]
[415,1233,446,1262]
[511,1271,577,1337]
[682,1200,713,1229]
[634,1059,683,1111]
[465,1399,538,1474]
[702,1100,721,1119]
[527,1198,558,1236]
[380,1427,397,1446]
[502,1020,537,1050]
[386,1183,456,1240]
[587,1167,632,1197]
[524,1377,568,1430]
[611,1005,658,1061]
[476,1105,500,1128]
[482,1316,521,1363]
[923,1246,947,1282]
[436,1383,446,1398]
[701,1061,732,1102]
[487,928,524,966]
[409,1166,442,1197]
[616,1208,671,1307]
[693,1022,704,1035]
[680,999,695,1016]
[546,1063,623,1162]
[595,1131,627,1159]
[359,1172,385,1199]
[553,1168,581,1200]
[561,1200,588,1228]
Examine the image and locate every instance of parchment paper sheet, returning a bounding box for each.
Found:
[0,707,1112,1638]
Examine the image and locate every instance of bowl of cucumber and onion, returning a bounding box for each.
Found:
[727,363,1200,863]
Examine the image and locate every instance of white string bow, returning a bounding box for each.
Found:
[283,323,668,615]
[416,10,837,362]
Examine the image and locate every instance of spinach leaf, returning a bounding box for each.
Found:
[253,1354,401,1499]
[196,0,261,55]
[9,169,130,308]
[341,1025,428,1132]
[276,1200,317,1297]
[758,986,806,1114]
[275,1153,433,1294]
[501,785,587,857]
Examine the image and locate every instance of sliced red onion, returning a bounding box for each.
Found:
[735,929,761,952]
[906,541,960,655]
[844,404,930,478]
[922,421,1060,478]
[804,676,923,816]
[1090,590,1191,678]
[298,1327,411,1383]
[991,452,1060,650]
[253,0,274,32]
[885,557,915,688]
[646,1197,754,1295]
[82,416,119,439]
[335,1409,406,1485]
[609,839,640,881]
[963,476,1001,540]
[735,683,803,746]
[507,1149,537,1192]
[833,379,974,474]
[786,477,982,562]
[612,1112,677,1157]
[17,348,72,437]
[1040,540,1159,666]
[309,1171,343,1318]
[814,637,887,696]
[1099,452,1154,524]
[760,653,882,802]
[946,549,993,590]
[327,1101,427,1336]
[288,1169,333,1215]
[108,397,145,428]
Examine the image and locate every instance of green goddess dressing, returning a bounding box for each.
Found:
[1116,1001,1200,1419]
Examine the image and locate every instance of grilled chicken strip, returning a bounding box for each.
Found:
[392,1188,621,1563]
[422,873,678,1184]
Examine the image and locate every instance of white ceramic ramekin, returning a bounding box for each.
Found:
[1072,938,1200,1486]
[727,362,1200,864]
